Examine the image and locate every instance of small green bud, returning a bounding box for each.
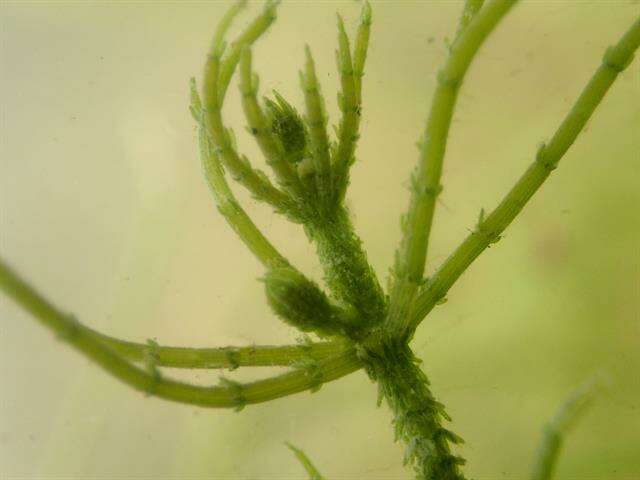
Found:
[264,91,307,163]
[263,267,352,337]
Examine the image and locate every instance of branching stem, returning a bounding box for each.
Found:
[410,14,640,335]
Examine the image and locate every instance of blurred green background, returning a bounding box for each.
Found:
[1,1,638,479]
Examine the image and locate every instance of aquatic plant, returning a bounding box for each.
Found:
[1,1,638,478]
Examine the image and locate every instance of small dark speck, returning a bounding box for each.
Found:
[427,37,435,44]
[100,56,104,60]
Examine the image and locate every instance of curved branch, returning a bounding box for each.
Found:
[193,82,291,268]
[203,0,295,214]
[0,258,363,409]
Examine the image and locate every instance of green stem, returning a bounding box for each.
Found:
[456,0,486,36]
[387,0,518,340]
[360,342,465,480]
[410,15,640,334]
[0,257,362,409]
[92,331,347,370]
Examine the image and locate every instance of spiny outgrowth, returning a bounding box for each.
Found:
[263,267,359,338]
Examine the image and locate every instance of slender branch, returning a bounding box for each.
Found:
[286,442,326,480]
[0,257,363,409]
[530,378,601,480]
[387,0,518,340]
[410,15,640,334]
[332,5,371,204]
[300,46,333,208]
[239,48,303,197]
[92,331,347,370]
[203,1,295,214]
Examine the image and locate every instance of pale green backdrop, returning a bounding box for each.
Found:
[1,1,638,479]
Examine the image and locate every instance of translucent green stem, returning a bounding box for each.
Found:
[530,378,600,480]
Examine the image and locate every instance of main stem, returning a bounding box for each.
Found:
[359,340,465,480]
